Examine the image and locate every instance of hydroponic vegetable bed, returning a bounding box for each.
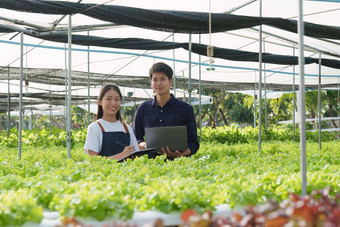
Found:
[0,139,339,226]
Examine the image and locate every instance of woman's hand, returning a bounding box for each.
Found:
[86,147,136,161]
[109,145,135,161]
[122,145,135,156]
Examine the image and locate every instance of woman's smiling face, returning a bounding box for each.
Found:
[98,88,121,121]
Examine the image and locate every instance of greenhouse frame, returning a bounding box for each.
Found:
[0,0,339,226]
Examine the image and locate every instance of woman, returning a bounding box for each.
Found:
[84,84,139,160]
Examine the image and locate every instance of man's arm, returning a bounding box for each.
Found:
[86,146,135,160]
[133,104,145,145]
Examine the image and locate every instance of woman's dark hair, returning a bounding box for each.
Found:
[96,84,123,121]
[149,62,173,80]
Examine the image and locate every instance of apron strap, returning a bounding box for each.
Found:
[122,122,129,133]
[97,120,129,133]
[96,120,105,132]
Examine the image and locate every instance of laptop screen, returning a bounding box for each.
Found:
[145,126,187,153]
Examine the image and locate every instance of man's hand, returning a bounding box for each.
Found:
[138,142,147,150]
[161,146,191,158]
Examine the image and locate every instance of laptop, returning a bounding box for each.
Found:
[145,126,188,154]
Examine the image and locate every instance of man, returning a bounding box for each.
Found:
[133,62,199,159]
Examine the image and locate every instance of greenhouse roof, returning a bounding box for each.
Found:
[0,0,339,111]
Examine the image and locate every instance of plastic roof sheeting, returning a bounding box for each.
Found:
[1,0,340,39]
[0,0,339,111]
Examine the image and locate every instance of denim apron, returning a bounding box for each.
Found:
[97,121,130,157]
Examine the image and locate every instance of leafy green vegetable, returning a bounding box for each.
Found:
[0,131,339,225]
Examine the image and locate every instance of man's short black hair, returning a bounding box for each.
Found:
[149,62,173,80]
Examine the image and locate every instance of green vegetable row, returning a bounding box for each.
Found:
[0,139,339,226]
[1,125,338,148]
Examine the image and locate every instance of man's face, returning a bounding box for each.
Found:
[150,72,172,96]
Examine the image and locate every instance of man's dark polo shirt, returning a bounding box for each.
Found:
[133,94,199,156]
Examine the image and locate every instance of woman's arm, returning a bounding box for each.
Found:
[86,146,135,161]
[86,149,99,157]
[84,123,102,154]
[127,124,140,151]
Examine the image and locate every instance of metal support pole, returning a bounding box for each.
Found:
[318,54,322,150]
[188,34,192,105]
[173,34,176,97]
[67,15,72,158]
[49,104,52,135]
[258,0,263,153]
[338,79,340,129]
[182,71,185,102]
[64,43,68,132]
[254,71,257,128]
[122,87,125,119]
[199,34,202,143]
[18,32,24,159]
[225,0,257,14]
[298,0,307,196]
[263,39,267,131]
[87,30,91,127]
[7,66,10,137]
[133,87,136,113]
[29,110,32,130]
[293,46,296,142]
